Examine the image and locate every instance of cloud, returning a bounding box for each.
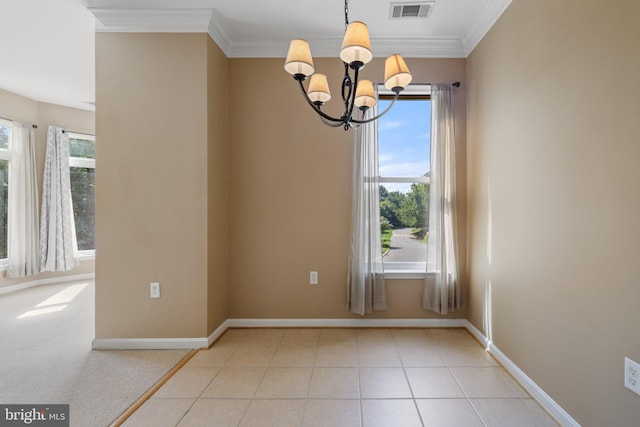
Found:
[378,120,406,131]
[379,161,429,177]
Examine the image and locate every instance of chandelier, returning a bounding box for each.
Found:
[284,0,412,131]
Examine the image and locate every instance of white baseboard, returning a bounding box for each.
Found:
[226,318,469,328]
[91,337,209,350]
[0,273,95,296]
[464,321,580,427]
[208,319,230,346]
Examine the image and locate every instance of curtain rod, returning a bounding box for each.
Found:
[0,115,38,128]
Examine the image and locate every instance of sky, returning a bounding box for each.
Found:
[378,98,431,193]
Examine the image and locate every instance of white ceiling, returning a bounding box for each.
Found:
[0,0,511,112]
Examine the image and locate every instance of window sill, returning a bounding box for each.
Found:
[383,262,426,279]
[76,250,95,261]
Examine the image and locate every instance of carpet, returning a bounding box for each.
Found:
[0,281,189,427]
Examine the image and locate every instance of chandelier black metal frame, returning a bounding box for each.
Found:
[284,0,413,131]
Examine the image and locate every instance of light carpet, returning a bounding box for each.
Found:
[0,281,189,427]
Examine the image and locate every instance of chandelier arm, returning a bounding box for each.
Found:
[343,65,360,124]
[295,77,343,123]
[349,89,401,125]
[321,116,348,127]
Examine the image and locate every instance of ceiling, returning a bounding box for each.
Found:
[0,0,511,111]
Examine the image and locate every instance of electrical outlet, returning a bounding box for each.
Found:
[310,271,318,285]
[625,357,640,396]
[150,282,160,299]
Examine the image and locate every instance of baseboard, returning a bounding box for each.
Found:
[207,319,231,347]
[91,337,209,350]
[464,321,580,427]
[0,273,95,296]
[226,318,469,328]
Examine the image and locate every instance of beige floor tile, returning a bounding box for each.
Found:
[270,343,317,367]
[471,398,542,427]
[439,345,498,367]
[497,369,531,398]
[318,328,357,345]
[397,344,446,367]
[357,345,402,367]
[240,399,305,427]
[122,398,194,427]
[153,367,219,398]
[217,329,254,345]
[302,399,361,427]
[249,328,286,344]
[361,399,422,427]
[280,328,321,345]
[177,399,250,427]
[315,343,358,367]
[200,367,266,398]
[426,328,476,345]
[356,329,395,345]
[226,343,277,367]
[523,399,560,426]
[405,367,465,398]
[309,367,360,398]
[360,367,412,398]
[391,328,430,344]
[452,367,520,398]
[254,367,312,398]
[416,399,484,427]
[186,346,236,368]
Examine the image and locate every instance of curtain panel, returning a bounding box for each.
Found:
[39,126,78,272]
[423,83,461,314]
[348,108,386,315]
[7,123,40,277]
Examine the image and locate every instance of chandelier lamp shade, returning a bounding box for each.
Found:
[284,0,412,130]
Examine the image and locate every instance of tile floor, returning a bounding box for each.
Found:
[122,328,559,427]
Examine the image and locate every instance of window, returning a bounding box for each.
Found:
[0,119,10,262]
[68,132,95,257]
[378,85,431,277]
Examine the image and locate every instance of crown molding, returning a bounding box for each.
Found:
[228,36,465,59]
[88,3,508,58]
[462,0,513,56]
[207,9,232,57]
[90,8,214,32]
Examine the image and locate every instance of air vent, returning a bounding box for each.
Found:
[389,2,434,19]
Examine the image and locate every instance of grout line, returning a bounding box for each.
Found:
[109,348,200,427]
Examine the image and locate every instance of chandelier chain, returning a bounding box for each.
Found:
[344,0,349,29]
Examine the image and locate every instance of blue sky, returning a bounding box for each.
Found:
[378,98,431,192]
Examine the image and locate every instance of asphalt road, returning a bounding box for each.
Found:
[384,228,428,262]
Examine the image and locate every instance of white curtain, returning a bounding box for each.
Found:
[423,83,461,314]
[348,108,386,315]
[6,123,40,277]
[39,126,78,272]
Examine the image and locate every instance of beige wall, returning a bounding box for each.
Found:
[0,89,95,289]
[466,0,640,425]
[95,33,210,338]
[206,37,230,334]
[228,57,467,319]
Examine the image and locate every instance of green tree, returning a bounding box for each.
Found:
[398,183,430,229]
[380,189,405,228]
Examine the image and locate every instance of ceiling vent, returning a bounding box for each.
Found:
[389,2,434,19]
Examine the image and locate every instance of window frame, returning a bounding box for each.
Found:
[0,118,12,269]
[377,84,431,279]
[68,131,96,260]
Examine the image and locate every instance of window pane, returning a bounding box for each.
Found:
[69,137,95,159]
[378,98,431,183]
[70,167,95,251]
[0,125,9,150]
[0,159,7,258]
[378,97,431,264]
